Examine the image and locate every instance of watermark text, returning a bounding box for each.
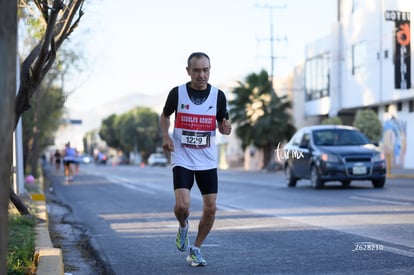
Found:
[274,142,305,162]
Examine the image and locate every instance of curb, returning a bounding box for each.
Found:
[32,173,65,275]
[387,174,414,179]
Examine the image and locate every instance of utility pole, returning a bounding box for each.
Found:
[256,3,287,90]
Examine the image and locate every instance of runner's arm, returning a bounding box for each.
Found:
[217,90,231,135]
[160,88,178,152]
[216,90,229,122]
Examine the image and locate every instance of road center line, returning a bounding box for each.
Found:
[350,196,412,206]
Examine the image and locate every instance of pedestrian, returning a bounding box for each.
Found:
[74,149,80,175]
[54,149,61,172]
[63,142,76,182]
[160,52,232,267]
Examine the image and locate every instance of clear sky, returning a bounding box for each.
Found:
[65,0,337,116]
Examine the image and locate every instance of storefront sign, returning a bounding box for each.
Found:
[385,10,411,89]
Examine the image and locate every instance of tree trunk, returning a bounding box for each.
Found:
[30,87,41,177]
[31,132,40,177]
[9,187,31,216]
[0,0,17,272]
[262,143,271,169]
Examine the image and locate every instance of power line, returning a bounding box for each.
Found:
[255,2,287,90]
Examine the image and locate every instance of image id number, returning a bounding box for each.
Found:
[352,242,384,252]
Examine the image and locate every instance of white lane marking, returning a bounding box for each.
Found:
[116,182,156,195]
[201,244,220,247]
[104,175,157,195]
[350,196,412,206]
[383,245,414,258]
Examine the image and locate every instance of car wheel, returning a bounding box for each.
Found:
[372,178,385,188]
[310,165,324,189]
[341,180,351,188]
[285,166,297,187]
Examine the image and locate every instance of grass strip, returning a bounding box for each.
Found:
[8,213,36,275]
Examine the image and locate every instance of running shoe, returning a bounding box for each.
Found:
[176,219,189,252]
[186,247,207,267]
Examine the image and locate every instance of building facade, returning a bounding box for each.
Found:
[295,0,414,169]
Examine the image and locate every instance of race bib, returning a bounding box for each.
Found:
[181,130,211,148]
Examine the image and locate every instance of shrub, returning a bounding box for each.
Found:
[321,116,343,125]
[353,109,382,143]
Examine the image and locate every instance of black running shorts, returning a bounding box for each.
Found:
[63,160,76,166]
[173,166,218,195]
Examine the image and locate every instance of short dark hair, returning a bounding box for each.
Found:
[187,52,210,67]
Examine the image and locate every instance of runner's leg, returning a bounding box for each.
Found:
[174,188,190,227]
[193,168,218,248]
[193,193,216,248]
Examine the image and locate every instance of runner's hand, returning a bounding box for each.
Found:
[219,118,232,135]
[162,136,175,152]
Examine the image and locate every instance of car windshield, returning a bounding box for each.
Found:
[312,129,370,146]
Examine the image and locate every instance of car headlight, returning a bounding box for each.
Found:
[372,152,385,162]
[321,153,340,163]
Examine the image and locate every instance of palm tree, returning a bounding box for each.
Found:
[229,70,296,168]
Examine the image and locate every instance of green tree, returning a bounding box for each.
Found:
[229,70,296,167]
[16,0,86,129]
[321,116,343,125]
[22,82,65,177]
[99,114,120,150]
[20,17,80,177]
[99,107,160,160]
[12,0,85,216]
[9,0,86,214]
[353,109,382,143]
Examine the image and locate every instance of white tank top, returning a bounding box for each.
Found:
[171,84,218,170]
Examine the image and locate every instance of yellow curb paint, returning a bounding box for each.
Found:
[31,193,45,201]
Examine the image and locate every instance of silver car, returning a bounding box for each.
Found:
[147,153,168,167]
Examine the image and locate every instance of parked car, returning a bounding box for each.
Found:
[118,155,130,165]
[76,153,93,164]
[147,153,168,167]
[282,125,386,189]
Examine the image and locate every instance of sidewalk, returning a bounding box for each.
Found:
[387,167,414,179]
[32,170,65,275]
[33,199,65,275]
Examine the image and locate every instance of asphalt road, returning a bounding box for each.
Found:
[43,164,414,275]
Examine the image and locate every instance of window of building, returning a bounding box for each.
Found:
[304,52,330,102]
[352,41,367,78]
[397,102,403,112]
[409,100,414,112]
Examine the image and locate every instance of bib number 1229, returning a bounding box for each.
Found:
[181,131,210,148]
